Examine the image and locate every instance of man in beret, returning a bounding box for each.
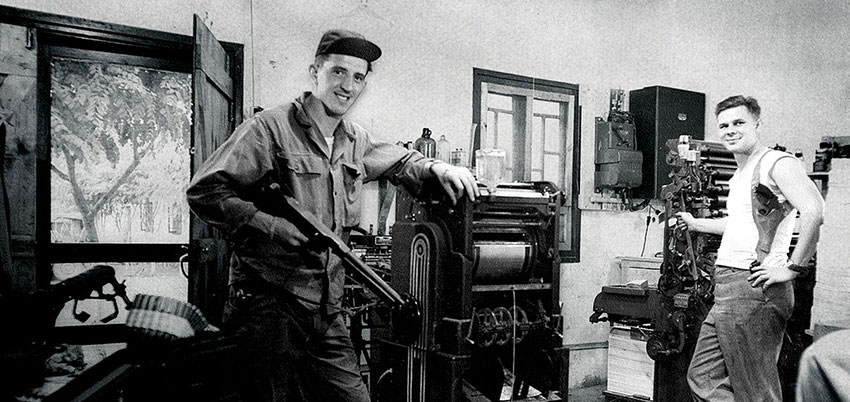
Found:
[186,29,478,401]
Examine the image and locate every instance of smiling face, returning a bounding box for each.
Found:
[309,53,369,118]
[716,105,761,155]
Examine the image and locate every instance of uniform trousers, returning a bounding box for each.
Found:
[223,282,370,402]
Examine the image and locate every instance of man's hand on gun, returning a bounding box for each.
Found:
[252,211,308,248]
[258,184,422,344]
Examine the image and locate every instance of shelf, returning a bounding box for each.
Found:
[471,283,551,292]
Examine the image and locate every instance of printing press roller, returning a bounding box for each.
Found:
[472,241,533,283]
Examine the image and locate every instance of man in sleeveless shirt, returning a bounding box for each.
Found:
[676,95,824,401]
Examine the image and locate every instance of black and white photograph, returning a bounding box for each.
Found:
[0,1,848,401]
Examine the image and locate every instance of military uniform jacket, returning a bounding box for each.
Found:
[187,93,432,312]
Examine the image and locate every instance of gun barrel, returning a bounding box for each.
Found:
[341,251,404,306]
[266,183,408,309]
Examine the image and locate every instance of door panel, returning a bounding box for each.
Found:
[0,23,37,292]
[190,14,236,325]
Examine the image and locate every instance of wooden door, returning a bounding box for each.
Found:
[189,15,237,325]
[0,23,37,292]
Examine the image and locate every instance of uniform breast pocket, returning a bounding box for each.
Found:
[280,153,325,196]
[342,162,364,226]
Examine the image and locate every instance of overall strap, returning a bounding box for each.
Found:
[750,150,794,262]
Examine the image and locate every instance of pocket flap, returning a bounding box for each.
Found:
[285,154,324,174]
[341,161,363,178]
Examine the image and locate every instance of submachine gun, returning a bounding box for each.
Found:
[261,182,422,344]
[590,136,731,401]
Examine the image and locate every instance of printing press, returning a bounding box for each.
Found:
[373,181,569,402]
[589,136,731,401]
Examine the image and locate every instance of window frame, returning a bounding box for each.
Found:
[473,68,581,263]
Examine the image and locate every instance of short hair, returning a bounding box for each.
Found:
[314,54,373,74]
[715,95,761,119]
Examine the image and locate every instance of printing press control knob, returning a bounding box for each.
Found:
[646,335,670,361]
[390,293,422,345]
[658,273,683,298]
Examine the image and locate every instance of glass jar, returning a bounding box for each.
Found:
[474,148,506,191]
[414,128,436,158]
[436,135,451,163]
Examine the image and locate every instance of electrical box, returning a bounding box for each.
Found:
[629,86,705,199]
[595,116,643,189]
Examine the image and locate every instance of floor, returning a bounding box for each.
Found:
[499,384,607,402]
[566,384,607,402]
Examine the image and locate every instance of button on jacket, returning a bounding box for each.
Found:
[187,92,433,312]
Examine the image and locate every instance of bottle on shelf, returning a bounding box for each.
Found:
[436,135,451,163]
[450,148,469,168]
[414,128,436,158]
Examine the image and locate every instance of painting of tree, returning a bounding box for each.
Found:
[50,58,191,242]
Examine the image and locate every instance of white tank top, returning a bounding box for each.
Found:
[715,150,798,269]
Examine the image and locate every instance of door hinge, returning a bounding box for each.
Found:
[26,28,35,50]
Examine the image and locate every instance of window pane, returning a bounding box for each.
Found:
[532,116,542,171]
[497,113,513,167]
[534,98,560,115]
[485,110,497,149]
[50,58,192,244]
[488,93,513,111]
[543,154,561,185]
[544,117,561,152]
[563,151,574,201]
[531,170,542,181]
[53,262,188,328]
[560,213,571,248]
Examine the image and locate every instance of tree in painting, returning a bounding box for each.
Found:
[50,58,191,242]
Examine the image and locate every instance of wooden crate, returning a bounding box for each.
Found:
[607,325,654,400]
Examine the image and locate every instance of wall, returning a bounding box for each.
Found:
[4,0,850,390]
[0,0,256,116]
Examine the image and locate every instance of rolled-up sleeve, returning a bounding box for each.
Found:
[356,126,433,190]
[186,118,273,236]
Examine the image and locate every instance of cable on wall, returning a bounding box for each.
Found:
[250,0,257,111]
